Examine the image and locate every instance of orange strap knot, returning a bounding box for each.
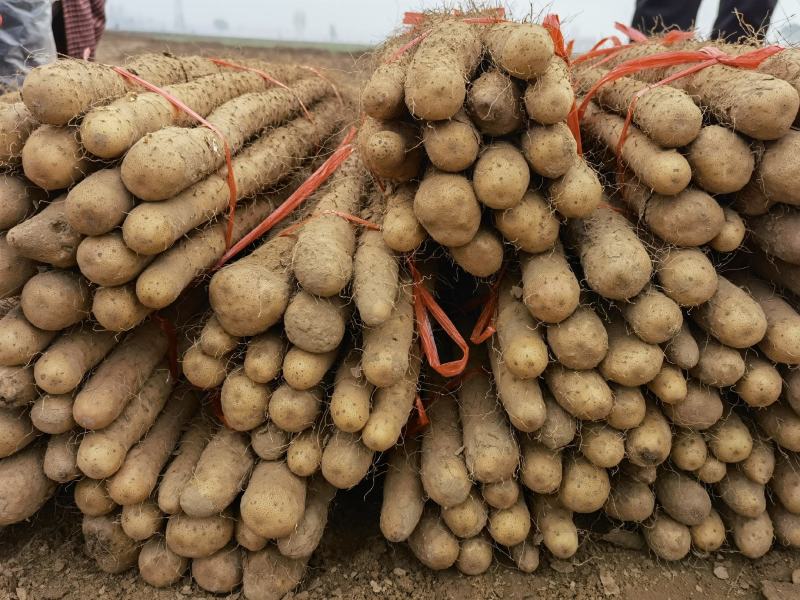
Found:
[407,255,469,378]
[214,126,358,270]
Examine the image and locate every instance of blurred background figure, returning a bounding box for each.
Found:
[0,0,57,90]
[632,0,778,41]
[52,0,107,59]
[0,0,106,90]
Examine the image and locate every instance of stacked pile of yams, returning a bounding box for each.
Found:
[354,14,800,574]
[1,11,800,600]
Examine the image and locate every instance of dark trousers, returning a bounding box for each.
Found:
[632,0,779,41]
[52,1,67,56]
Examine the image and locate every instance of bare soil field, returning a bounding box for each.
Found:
[95,30,367,85]
[0,31,798,600]
[1,481,798,600]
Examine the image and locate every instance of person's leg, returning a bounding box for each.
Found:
[631,0,703,34]
[713,0,779,41]
[52,1,68,56]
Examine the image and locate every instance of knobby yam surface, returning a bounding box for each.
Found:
[76,368,173,480]
[574,66,701,148]
[122,98,341,255]
[0,102,38,167]
[22,125,92,191]
[72,320,168,430]
[7,197,82,268]
[80,64,302,158]
[66,168,135,236]
[404,20,482,120]
[121,76,332,200]
[0,174,43,230]
[23,54,223,125]
[581,102,691,195]
[292,155,366,297]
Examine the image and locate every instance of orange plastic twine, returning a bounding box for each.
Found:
[299,65,344,106]
[573,22,694,66]
[572,33,628,67]
[209,57,313,121]
[114,62,326,252]
[405,394,430,436]
[402,8,505,26]
[469,264,506,345]
[387,30,433,62]
[577,44,783,169]
[542,13,583,154]
[650,28,695,44]
[214,125,358,269]
[407,255,469,378]
[542,13,569,59]
[587,35,624,53]
[615,22,649,43]
[208,59,321,245]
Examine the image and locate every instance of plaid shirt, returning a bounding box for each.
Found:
[61,0,106,59]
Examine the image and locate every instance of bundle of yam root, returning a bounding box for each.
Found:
[2,9,800,599]
[0,50,358,598]
[350,12,800,576]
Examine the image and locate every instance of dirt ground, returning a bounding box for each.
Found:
[1,482,799,600]
[94,30,368,86]
[1,31,799,600]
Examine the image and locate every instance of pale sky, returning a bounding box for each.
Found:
[106,0,800,49]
